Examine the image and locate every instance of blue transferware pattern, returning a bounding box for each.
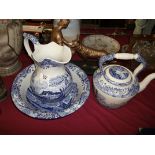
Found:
[23,33,74,106]
[95,53,147,99]
[99,53,115,67]
[29,82,76,103]
[136,53,147,67]
[109,66,129,80]
[93,53,150,109]
[26,82,78,112]
[104,66,132,87]
[11,63,90,119]
[93,66,140,98]
[23,33,39,45]
[30,58,72,100]
[39,59,62,68]
[99,53,146,71]
[30,66,72,99]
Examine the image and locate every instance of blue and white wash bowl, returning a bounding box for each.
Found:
[93,53,155,109]
[11,63,90,119]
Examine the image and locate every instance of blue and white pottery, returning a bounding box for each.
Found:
[23,33,74,108]
[93,53,155,109]
[11,63,90,119]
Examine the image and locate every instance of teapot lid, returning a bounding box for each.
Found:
[104,65,132,86]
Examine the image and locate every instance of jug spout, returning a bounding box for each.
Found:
[139,73,155,92]
[23,33,72,65]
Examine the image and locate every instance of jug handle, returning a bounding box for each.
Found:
[23,33,40,58]
[99,53,146,76]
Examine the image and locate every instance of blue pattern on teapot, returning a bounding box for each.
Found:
[93,53,155,109]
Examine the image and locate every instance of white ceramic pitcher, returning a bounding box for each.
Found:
[23,33,73,104]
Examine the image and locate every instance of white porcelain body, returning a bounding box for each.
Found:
[94,85,134,108]
[23,33,72,101]
[93,53,155,109]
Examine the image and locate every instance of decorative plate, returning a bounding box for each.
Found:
[82,34,120,53]
[11,63,90,119]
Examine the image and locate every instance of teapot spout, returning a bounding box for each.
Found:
[139,73,155,92]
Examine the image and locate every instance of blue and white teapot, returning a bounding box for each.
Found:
[93,53,155,109]
[23,33,77,111]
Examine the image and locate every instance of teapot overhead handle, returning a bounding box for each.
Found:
[23,33,40,57]
[99,53,146,76]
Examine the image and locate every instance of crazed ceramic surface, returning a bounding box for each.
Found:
[82,34,120,53]
[11,63,90,119]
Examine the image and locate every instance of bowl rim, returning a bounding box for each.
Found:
[82,34,120,52]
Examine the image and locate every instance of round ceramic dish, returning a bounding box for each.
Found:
[11,63,90,119]
[82,34,120,53]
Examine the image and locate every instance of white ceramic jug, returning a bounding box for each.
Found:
[93,53,155,109]
[23,33,77,111]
